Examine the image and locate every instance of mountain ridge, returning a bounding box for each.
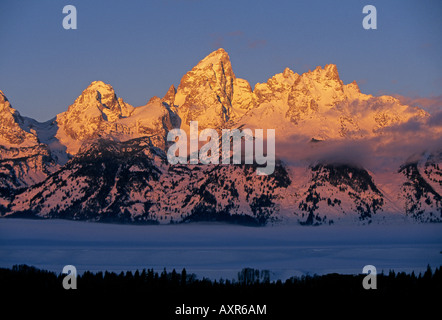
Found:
[0,48,440,225]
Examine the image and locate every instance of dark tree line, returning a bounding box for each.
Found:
[1,264,440,292]
[1,265,440,317]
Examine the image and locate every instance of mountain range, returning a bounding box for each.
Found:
[0,48,440,225]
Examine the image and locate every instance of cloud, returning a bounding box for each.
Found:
[227,30,244,37]
[276,135,377,169]
[248,39,267,49]
[393,94,442,115]
[209,33,225,49]
[210,30,244,49]
[419,42,434,50]
[274,113,441,172]
[427,109,442,127]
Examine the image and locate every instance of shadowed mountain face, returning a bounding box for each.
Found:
[295,164,385,225]
[399,155,442,223]
[0,49,440,225]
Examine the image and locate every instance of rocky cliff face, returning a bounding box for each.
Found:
[294,164,385,225]
[55,81,135,155]
[0,49,440,224]
[399,153,442,222]
[0,91,58,213]
[172,48,254,129]
[0,91,39,147]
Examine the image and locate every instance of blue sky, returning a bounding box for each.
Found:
[0,0,441,121]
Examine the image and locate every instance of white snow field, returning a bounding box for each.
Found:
[0,219,441,280]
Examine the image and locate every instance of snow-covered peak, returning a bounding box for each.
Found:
[284,64,347,122]
[0,91,39,147]
[86,80,115,94]
[0,50,432,163]
[173,48,237,129]
[1,49,440,226]
[345,80,360,93]
[162,85,176,106]
[72,81,134,121]
[54,81,135,154]
[195,48,231,70]
[323,64,340,80]
[254,67,299,106]
[297,64,343,89]
[0,90,13,113]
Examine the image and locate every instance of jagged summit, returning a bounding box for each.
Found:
[173,48,240,128]
[322,64,340,80]
[0,49,428,150]
[283,67,296,78]
[1,49,429,153]
[195,48,231,68]
[54,81,135,154]
[162,84,176,106]
[0,90,39,147]
[0,90,14,113]
[86,80,115,93]
[299,64,343,88]
[72,81,134,119]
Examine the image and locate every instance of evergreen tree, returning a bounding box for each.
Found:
[181,268,187,286]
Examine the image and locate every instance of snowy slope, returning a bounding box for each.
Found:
[0,92,59,211]
[9,137,291,225]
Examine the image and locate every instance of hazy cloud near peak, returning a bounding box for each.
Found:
[275,113,441,172]
[248,39,267,49]
[393,94,442,115]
